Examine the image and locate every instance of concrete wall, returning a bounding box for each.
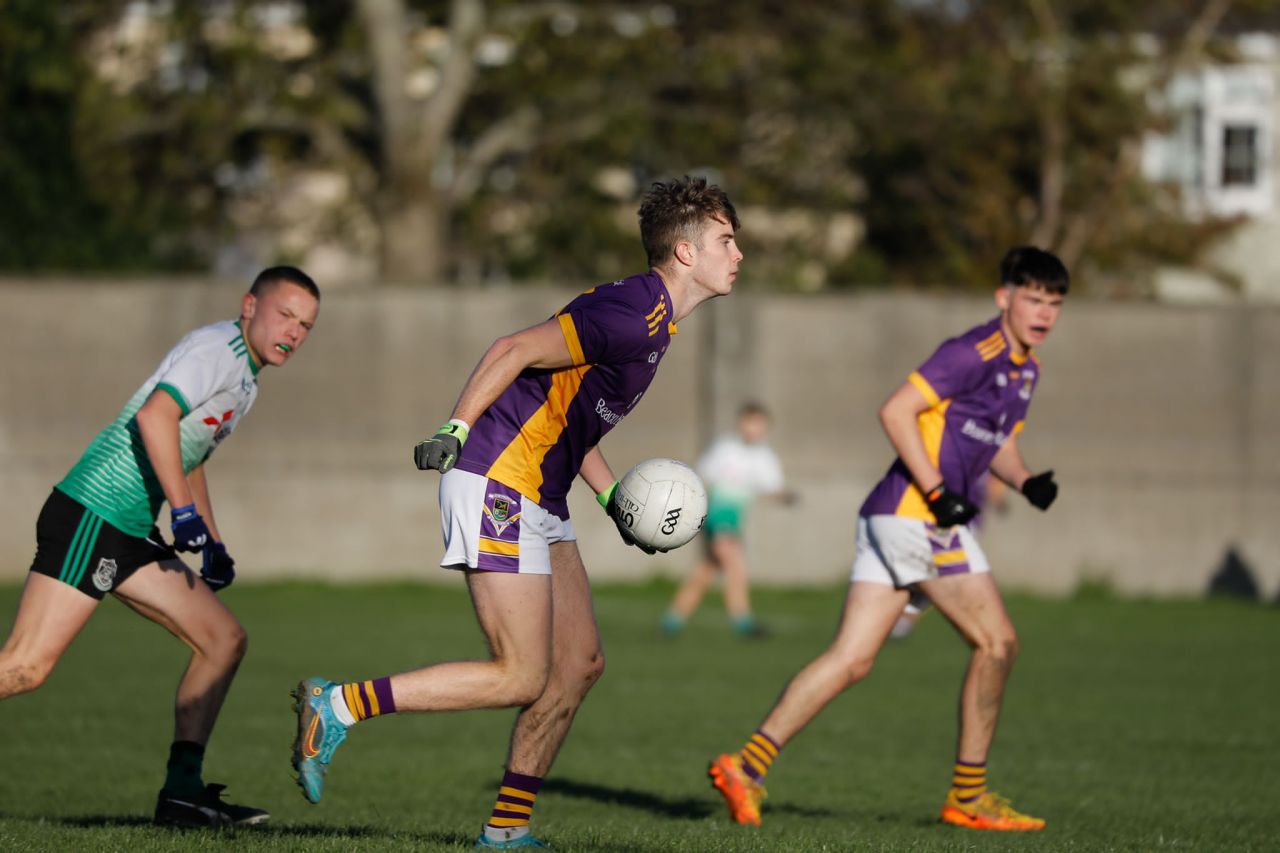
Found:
[2,279,1276,597]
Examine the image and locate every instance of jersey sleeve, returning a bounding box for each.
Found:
[153,335,239,415]
[907,337,985,407]
[558,291,653,365]
[753,447,785,494]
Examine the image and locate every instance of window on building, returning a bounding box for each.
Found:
[1221,124,1258,187]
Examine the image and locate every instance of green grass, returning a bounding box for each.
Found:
[1,580,1277,851]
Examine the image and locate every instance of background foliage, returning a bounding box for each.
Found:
[1,1,1277,289]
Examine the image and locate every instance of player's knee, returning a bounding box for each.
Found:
[976,629,1019,668]
[843,655,876,685]
[203,619,248,667]
[577,648,605,689]
[0,653,56,696]
[506,668,550,707]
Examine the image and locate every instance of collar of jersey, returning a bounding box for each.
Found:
[235,319,263,376]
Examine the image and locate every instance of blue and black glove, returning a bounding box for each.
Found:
[1021,470,1058,511]
[925,484,980,528]
[599,482,658,555]
[414,420,470,473]
[170,503,211,552]
[201,541,236,592]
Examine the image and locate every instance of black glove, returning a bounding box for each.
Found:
[414,420,469,473]
[201,541,236,592]
[599,482,658,555]
[1021,470,1058,511]
[170,503,211,552]
[925,484,980,528]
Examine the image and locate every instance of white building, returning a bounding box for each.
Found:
[1143,33,1280,303]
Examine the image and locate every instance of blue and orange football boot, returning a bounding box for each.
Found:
[290,677,349,804]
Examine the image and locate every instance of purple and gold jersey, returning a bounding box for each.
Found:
[455,272,676,519]
[860,316,1039,523]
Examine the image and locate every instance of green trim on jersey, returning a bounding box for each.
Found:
[231,321,260,376]
[155,382,192,416]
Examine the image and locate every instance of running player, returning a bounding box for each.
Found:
[0,266,320,827]
[661,401,795,637]
[291,176,742,849]
[709,246,1066,832]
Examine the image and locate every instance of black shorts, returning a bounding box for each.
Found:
[29,489,175,600]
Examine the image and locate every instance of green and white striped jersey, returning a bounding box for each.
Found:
[56,320,260,537]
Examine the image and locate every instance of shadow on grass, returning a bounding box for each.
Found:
[29,813,470,846]
[543,778,836,821]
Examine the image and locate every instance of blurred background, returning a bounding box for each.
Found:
[1,0,1278,598]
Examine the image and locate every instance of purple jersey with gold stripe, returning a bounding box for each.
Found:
[860,316,1040,522]
[455,272,676,519]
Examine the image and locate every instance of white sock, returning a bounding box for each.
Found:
[484,825,530,842]
[328,685,357,726]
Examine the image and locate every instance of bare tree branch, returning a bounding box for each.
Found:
[422,0,484,157]
[1028,0,1066,249]
[357,0,416,178]
[448,105,540,205]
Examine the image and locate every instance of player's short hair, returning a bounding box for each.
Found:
[639,176,740,268]
[250,266,320,300]
[1000,246,1069,294]
[738,400,771,420]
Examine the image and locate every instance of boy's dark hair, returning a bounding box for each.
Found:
[999,246,1069,294]
[250,266,320,300]
[739,400,771,420]
[638,176,740,268]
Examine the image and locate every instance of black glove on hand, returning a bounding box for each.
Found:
[600,482,658,555]
[170,504,210,552]
[1021,470,1058,511]
[201,541,236,592]
[414,420,469,472]
[925,484,980,528]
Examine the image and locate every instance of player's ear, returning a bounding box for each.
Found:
[994,285,1013,312]
[674,239,696,268]
[241,292,257,321]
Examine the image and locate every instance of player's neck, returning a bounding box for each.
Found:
[998,315,1030,358]
[652,266,715,323]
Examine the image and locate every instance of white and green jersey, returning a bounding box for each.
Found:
[698,436,785,514]
[56,320,260,537]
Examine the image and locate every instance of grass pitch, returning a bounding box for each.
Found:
[0,579,1277,852]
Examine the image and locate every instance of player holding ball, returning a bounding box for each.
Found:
[292,175,742,849]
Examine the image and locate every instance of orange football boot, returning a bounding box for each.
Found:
[708,754,766,826]
[941,790,1046,831]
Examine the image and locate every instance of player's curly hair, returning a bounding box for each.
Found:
[638,176,740,268]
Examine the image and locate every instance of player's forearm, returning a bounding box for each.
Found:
[988,437,1031,490]
[579,447,617,496]
[135,397,195,511]
[187,465,222,542]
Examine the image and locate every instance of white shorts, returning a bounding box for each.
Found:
[849,515,990,597]
[438,469,575,575]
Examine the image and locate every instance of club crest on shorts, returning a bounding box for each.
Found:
[92,557,118,592]
[483,494,522,537]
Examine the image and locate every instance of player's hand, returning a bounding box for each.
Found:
[1021,470,1058,511]
[170,504,210,552]
[414,420,470,473]
[201,541,236,592]
[925,484,979,528]
[599,482,659,555]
